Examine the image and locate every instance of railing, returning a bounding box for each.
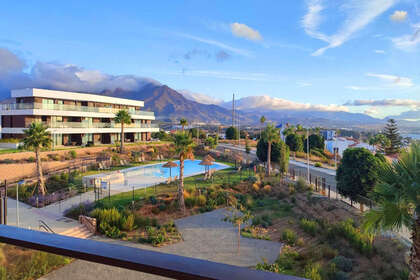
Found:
[0,226,305,280]
[0,103,155,117]
[38,220,55,234]
[42,121,159,129]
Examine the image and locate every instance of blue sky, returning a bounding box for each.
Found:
[0,0,419,118]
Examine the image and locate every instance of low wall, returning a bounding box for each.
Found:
[0,142,21,149]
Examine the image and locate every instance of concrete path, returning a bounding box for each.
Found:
[40,209,283,280]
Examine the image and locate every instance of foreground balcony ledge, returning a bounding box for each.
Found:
[0,225,306,280]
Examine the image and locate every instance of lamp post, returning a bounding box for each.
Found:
[306,128,310,184]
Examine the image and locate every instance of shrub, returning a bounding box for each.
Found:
[296,177,308,192]
[158,204,167,211]
[149,196,157,205]
[27,156,36,162]
[281,229,297,246]
[304,263,322,280]
[145,226,168,246]
[196,195,207,207]
[331,256,353,272]
[99,222,125,239]
[121,214,135,231]
[299,218,319,236]
[255,261,286,274]
[64,202,94,220]
[314,162,322,168]
[151,207,160,214]
[68,150,77,159]
[185,197,196,208]
[334,219,373,255]
[134,214,158,228]
[321,245,338,259]
[90,208,122,229]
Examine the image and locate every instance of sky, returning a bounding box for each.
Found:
[0,0,419,119]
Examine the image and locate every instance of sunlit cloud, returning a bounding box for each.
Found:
[345,99,420,108]
[230,23,263,41]
[390,10,408,22]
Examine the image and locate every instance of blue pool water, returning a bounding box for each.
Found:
[121,159,228,179]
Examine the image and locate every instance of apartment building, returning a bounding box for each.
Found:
[0,88,159,146]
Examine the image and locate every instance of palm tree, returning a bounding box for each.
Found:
[262,123,280,176]
[115,110,132,153]
[173,132,195,213]
[179,118,188,131]
[23,122,52,195]
[363,143,420,279]
[259,115,266,139]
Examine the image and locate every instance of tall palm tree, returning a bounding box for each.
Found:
[179,118,188,131]
[363,143,420,279]
[115,110,132,153]
[23,122,52,195]
[262,123,280,176]
[173,132,195,213]
[259,115,266,139]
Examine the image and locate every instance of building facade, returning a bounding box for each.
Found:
[0,88,159,146]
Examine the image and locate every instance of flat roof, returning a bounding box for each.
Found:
[11,88,144,107]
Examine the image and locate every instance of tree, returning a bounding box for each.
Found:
[224,196,253,254]
[115,110,132,153]
[336,148,379,200]
[23,122,52,195]
[225,126,239,140]
[286,133,303,152]
[179,118,188,131]
[369,134,390,154]
[173,132,195,213]
[383,118,401,155]
[259,116,266,138]
[262,124,280,176]
[304,134,325,153]
[205,136,217,149]
[363,143,420,279]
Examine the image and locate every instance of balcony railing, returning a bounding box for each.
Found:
[0,225,305,280]
[43,121,159,129]
[0,103,155,117]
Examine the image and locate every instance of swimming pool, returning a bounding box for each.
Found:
[121,159,228,179]
[83,159,229,192]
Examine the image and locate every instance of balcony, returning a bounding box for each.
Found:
[43,121,159,129]
[0,225,305,280]
[0,102,155,117]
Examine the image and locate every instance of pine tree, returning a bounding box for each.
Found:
[383,119,401,155]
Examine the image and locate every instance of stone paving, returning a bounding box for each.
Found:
[40,209,283,280]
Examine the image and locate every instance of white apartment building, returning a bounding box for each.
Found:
[0,88,159,146]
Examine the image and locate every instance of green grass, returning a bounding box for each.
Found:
[0,148,21,155]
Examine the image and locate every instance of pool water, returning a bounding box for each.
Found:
[121,159,228,179]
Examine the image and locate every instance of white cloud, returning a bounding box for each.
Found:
[297,82,312,87]
[176,33,252,57]
[302,0,397,56]
[392,26,420,51]
[374,49,386,54]
[345,99,420,108]
[390,10,408,22]
[170,69,277,81]
[227,95,348,112]
[366,73,414,87]
[230,23,262,41]
[178,89,223,105]
[364,107,379,116]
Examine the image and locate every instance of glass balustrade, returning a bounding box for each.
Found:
[41,121,158,129]
[0,103,154,117]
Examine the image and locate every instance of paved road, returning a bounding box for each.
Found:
[40,209,283,280]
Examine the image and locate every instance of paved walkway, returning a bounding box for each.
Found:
[40,209,283,280]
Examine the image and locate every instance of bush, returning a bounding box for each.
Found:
[90,208,122,229]
[99,222,125,239]
[314,162,322,168]
[27,156,36,162]
[331,256,353,272]
[121,214,135,231]
[334,219,373,255]
[255,261,286,274]
[64,202,94,220]
[68,150,77,159]
[296,177,308,192]
[145,226,168,246]
[196,195,207,207]
[185,197,195,208]
[134,214,158,228]
[281,229,297,246]
[149,196,157,205]
[299,218,319,236]
[304,263,322,280]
